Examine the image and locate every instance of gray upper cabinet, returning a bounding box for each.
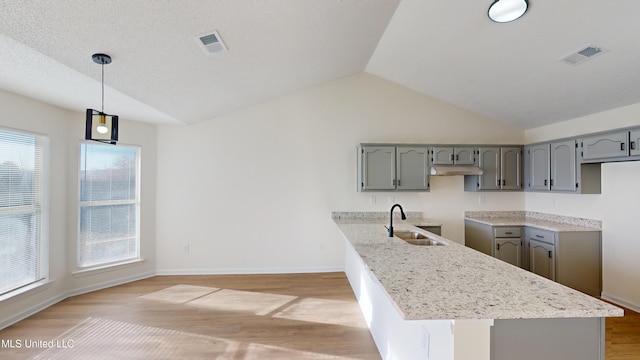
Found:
[550,140,577,192]
[525,144,550,191]
[359,145,396,191]
[357,144,429,192]
[580,131,629,161]
[431,146,475,165]
[630,129,640,156]
[477,147,500,190]
[464,146,523,191]
[396,146,430,191]
[501,147,523,190]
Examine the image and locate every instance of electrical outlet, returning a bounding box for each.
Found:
[388,196,395,204]
[479,195,486,204]
[183,244,190,253]
[369,196,376,204]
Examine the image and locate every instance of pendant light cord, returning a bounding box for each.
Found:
[101,63,105,114]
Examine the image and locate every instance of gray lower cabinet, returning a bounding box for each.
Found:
[464,146,523,191]
[357,145,430,191]
[465,220,602,297]
[431,146,476,165]
[526,227,602,297]
[464,221,522,268]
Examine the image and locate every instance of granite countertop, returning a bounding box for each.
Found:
[464,211,602,232]
[333,212,621,321]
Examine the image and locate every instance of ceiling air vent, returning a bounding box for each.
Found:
[196,31,227,54]
[560,44,608,66]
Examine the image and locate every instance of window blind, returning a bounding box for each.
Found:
[0,128,48,296]
[78,142,140,268]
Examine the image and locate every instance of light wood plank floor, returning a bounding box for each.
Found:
[0,273,380,359]
[1,273,639,359]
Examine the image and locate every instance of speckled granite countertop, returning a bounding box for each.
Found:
[464,211,602,232]
[333,212,621,321]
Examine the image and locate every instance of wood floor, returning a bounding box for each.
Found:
[0,273,380,359]
[0,273,638,359]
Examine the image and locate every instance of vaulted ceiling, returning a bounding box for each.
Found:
[1,0,639,128]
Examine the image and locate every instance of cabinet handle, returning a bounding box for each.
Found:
[496,243,500,251]
[550,179,554,186]
[497,179,500,187]
[450,154,454,161]
[544,179,548,186]
[548,250,553,258]
[505,232,513,235]
[621,142,626,151]
[393,179,397,186]
[455,154,459,161]
[397,179,401,186]
[502,179,506,186]
[535,235,544,238]
[631,141,636,150]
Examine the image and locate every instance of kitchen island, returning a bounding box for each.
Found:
[333,212,622,360]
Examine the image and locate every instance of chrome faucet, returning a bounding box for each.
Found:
[388,203,407,237]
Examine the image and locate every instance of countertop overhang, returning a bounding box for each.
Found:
[333,212,622,321]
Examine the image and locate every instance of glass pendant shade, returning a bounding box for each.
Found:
[488,0,528,23]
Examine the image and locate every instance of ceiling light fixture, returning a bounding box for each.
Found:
[488,0,528,23]
[86,53,119,145]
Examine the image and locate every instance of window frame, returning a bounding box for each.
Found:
[0,126,49,300]
[76,141,141,271]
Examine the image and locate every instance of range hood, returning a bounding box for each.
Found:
[430,165,483,176]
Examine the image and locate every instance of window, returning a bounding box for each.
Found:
[78,142,140,269]
[0,127,49,297]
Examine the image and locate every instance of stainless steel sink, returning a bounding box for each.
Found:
[393,230,447,246]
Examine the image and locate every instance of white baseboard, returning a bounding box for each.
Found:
[601,292,640,313]
[0,293,67,330]
[155,266,344,276]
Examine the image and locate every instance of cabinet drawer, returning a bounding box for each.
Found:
[494,227,522,238]
[528,228,555,244]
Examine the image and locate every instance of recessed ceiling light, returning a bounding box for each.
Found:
[488,0,529,23]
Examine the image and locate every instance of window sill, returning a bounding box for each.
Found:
[73,258,145,278]
[0,279,56,305]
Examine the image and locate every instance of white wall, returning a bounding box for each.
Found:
[155,73,525,273]
[525,103,640,310]
[0,89,157,326]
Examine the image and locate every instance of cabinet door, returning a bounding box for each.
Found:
[527,144,550,191]
[396,146,429,191]
[477,147,500,190]
[500,147,523,190]
[580,131,628,161]
[630,129,640,156]
[495,238,522,267]
[550,140,576,192]
[361,146,396,190]
[454,147,476,165]
[530,239,555,281]
[431,146,454,165]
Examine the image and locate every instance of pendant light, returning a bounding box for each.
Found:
[86,53,119,144]
[488,0,528,23]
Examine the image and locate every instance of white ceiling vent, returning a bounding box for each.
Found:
[560,44,608,66]
[196,31,227,54]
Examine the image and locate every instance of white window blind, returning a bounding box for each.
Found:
[0,128,48,296]
[78,142,140,268]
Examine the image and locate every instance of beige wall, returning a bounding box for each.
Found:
[0,90,157,326]
[155,73,525,273]
[525,103,640,310]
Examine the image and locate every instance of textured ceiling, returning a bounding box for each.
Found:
[0,0,400,124]
[1,0,640,129]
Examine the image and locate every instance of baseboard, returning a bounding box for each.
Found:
[0,293,67,330]
[601,292,640,313]
[155,266,345,276]
[65,271,156,298]
[0,271,155,331]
